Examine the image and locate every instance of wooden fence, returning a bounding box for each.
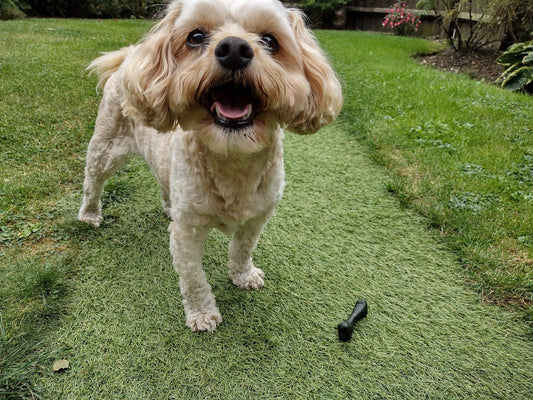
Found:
[325,0,487,38]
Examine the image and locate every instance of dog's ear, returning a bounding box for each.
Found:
[286,10,343,135]
[121,2,183,132]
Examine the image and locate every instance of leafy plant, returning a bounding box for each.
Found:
[488,0,533,46]
[497,40,533,93]
[22,0,163,18]
[0,0,27,19]
[449,191,495,214]
[292,0,349,27]
[416,0,492,51]
[507,150,533,184]
[382,2,421,36]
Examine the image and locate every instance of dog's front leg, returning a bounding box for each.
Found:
[227,210,274,290]
[169,221,222,332]
[78,99,133,227]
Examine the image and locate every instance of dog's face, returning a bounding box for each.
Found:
[122,0,342,154]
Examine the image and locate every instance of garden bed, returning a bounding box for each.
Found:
[417,46,505,84]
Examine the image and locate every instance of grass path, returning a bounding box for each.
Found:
[36,128,532,398]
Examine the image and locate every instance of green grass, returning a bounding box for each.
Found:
[318,30,533,311]
[1,19,532,399]
[0,18,153,399]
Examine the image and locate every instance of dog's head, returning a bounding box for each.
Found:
[121,0,342,154]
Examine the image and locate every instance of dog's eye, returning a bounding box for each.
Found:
[187,29,207,48]
[259,33,279,53]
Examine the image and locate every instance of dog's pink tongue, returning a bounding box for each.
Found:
[213,101,251,119]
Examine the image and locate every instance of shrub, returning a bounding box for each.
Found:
[417,0,533,51]
[382,2,421,36]
[417,0,492,52]
[497,40,533,93]
[0,0,27,19]
[289,0,349,27]
[488,0,533,47]
[23,0,164,18]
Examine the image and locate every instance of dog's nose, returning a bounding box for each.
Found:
[215,36,254,70]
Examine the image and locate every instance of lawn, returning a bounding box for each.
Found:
[1,19,532,399]
[321,30,532,313]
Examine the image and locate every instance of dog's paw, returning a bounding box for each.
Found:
[77,210,103,227]
[185,308,222,333]
[230,266,265,290]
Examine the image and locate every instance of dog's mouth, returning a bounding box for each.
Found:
[202,82,260,129]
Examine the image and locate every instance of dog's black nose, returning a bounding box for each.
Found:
[215,36,254,70]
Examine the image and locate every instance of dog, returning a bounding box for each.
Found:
[78,0,342,332]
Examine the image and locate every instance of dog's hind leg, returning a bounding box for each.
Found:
[78,98,134,227]
[227,210,274,290]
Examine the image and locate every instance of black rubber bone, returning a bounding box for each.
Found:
[337,299,368,342]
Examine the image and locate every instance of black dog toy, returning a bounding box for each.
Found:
[337,299,368,342]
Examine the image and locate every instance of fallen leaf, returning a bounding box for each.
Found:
[53,359,70,372]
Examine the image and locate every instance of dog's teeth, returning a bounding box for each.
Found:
[215,105,224,119]
[243,105,252,120]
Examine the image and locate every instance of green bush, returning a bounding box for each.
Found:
[417,0,533,51]
[283,0,348,27]
[489,0,533,46]
[0,0,26,19]
[497,40,533,93]
[21,0,164,18]
[416,0,492,52]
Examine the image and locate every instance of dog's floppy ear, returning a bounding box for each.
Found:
[286,10,343,135]
[121,2,183,132]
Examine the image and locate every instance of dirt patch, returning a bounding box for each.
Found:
[417,46,505,84]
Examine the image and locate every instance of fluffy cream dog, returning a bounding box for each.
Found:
[78,0,342,332]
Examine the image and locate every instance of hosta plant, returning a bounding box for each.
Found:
[497,40,533,94]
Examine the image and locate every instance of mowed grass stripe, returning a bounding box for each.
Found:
[38,127,531,399]
[319,30,533,311]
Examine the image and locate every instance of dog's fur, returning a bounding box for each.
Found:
[78,0,342,332]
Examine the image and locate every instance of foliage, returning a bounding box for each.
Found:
[0,0,27,19]
[497,40,533,93]
[382,2,421,36]
[417,0,492,51]
[487,0,533,46]
[290,0,349,27]
[3,0,166,18]
[417,0,533,51]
